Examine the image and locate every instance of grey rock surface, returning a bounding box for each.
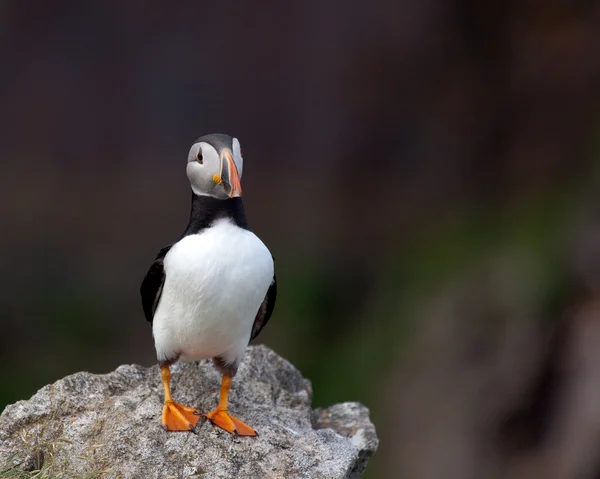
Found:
[0,345,378,478]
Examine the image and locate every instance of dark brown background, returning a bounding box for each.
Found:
[2,1,600,478]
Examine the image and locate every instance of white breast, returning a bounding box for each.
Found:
[152,219,274,365]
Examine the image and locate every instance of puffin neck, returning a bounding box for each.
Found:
[182,194,249,236]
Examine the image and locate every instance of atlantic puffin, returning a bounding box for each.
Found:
[140,133,276,436]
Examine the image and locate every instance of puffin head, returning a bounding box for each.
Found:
[186,133,243,199]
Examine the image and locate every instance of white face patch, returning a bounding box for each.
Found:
[232,137,243,178]
[186,142,228,198]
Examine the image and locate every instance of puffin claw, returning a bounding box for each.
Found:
[205,408,256,436]
[161,401,201,432]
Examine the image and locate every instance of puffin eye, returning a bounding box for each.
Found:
[196,151,203,164]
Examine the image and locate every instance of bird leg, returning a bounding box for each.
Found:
[160,365,201,431]
[205,375,256,436]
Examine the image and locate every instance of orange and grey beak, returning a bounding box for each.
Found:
[219,150,242,198]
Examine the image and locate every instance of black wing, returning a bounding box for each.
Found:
[140,245,172,324]
[250,273,277,341]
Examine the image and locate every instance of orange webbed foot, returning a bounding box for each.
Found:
[162,401,201,432]
[205,408,257,436]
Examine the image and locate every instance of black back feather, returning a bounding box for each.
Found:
[250,273,277,341]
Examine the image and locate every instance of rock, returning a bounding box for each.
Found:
[0,345,378,478]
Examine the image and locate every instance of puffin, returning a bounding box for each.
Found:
[140,133,276,436]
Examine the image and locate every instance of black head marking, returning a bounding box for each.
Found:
[194,133,234,153]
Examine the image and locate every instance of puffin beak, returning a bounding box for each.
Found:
[220,150,242,198]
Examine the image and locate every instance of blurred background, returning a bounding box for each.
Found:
[1,1,600,478]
